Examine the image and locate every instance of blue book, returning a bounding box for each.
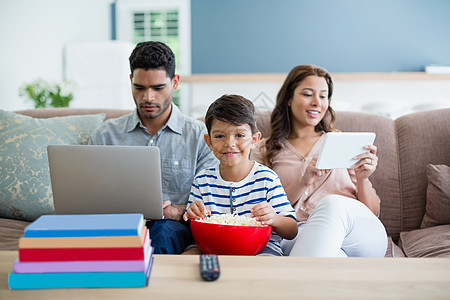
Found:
[8,256,153,289]
[24,214,145,238]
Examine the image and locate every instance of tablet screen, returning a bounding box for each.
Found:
[315,132,376,169]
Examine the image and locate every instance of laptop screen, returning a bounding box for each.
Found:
[47,145,163,220]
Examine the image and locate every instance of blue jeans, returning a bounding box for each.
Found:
[146,219,194,254]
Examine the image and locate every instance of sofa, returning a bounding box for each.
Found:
[1,107,449,257]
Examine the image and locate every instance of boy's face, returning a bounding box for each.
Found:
[204,119,261,169]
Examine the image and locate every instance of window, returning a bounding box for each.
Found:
[132,10,179,54]
[116,0,190,108]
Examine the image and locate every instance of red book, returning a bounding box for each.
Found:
[18,229,150,262]
[19,245,147,262]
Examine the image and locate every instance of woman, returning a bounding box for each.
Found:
[250,65,387,257]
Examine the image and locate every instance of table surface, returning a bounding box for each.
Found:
[1,251,450,299]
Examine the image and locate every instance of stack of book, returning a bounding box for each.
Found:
[8,213,153,289]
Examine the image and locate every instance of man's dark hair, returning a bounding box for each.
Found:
[129,41,176,78]
[205,94,258,135]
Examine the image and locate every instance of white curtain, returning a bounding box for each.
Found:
[64,40,135,109]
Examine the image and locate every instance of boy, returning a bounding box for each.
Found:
[183,94,298,256]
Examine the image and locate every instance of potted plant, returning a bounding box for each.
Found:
[19,79,76,108]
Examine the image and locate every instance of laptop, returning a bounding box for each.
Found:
[47,145,163,220]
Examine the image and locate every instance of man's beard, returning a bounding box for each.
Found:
[136,94,172,120]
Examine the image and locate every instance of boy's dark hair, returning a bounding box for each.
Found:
[129,41,176,78]
[205,94,258,135]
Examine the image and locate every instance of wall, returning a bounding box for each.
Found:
[186,0,450,118]
[1,0,449,117]
[0,0,112,111]
[182,75,450,119]
[191,0,450,73]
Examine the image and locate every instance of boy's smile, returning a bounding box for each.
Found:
[204,119,261,179]
[223,151,240,157]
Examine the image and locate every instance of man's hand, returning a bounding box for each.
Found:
[162,200,186,222]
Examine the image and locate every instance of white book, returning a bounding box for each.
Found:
[425,65,450,75]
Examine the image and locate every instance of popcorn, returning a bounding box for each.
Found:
[197,213,263,227]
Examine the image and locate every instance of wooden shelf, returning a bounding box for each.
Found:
[181,72,450,83]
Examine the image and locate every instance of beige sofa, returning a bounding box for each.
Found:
[1,107,449,257]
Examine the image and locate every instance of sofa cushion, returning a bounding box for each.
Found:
[420,164,450,229]
[399,224,450,258]
[384,236,406,258]
[395,109,450,233]
[0,110,105,222]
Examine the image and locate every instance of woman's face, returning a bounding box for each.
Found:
[288,75,329,130]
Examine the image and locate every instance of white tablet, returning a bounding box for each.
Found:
[315,132,376,169]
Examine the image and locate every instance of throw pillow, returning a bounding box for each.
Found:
[0,110,105,221]
[420,164,450,229]
[399,224,450,258]
[384,237,406,258]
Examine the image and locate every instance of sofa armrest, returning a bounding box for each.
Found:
[0,218,30,251]
[14,108,132,120]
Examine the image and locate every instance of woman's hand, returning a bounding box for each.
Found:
[349,144,381,216]
[182,201,210,221]
[351,145,378,181]
[303,157,331,186]
[283,157,330,206]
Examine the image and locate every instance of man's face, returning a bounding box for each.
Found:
[130,69,179,120]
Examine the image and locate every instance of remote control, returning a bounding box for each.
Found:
[199,254,220,281]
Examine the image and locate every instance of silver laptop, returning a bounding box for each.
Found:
[47,145,163,220]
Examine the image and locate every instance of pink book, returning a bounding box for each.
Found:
[14,239,152,273]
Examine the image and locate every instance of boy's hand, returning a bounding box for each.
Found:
[252,202,298,240]
[250,202,276,226]
[183,201,210,221]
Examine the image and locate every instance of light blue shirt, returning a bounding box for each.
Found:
[88,104,217,205]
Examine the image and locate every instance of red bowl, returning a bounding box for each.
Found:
[190,219,272,255]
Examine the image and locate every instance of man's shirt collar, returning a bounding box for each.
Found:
[165,104,183,135]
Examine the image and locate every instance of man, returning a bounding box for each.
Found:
[89,41,216,254]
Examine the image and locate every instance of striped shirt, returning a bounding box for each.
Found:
[187,162,296,255]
